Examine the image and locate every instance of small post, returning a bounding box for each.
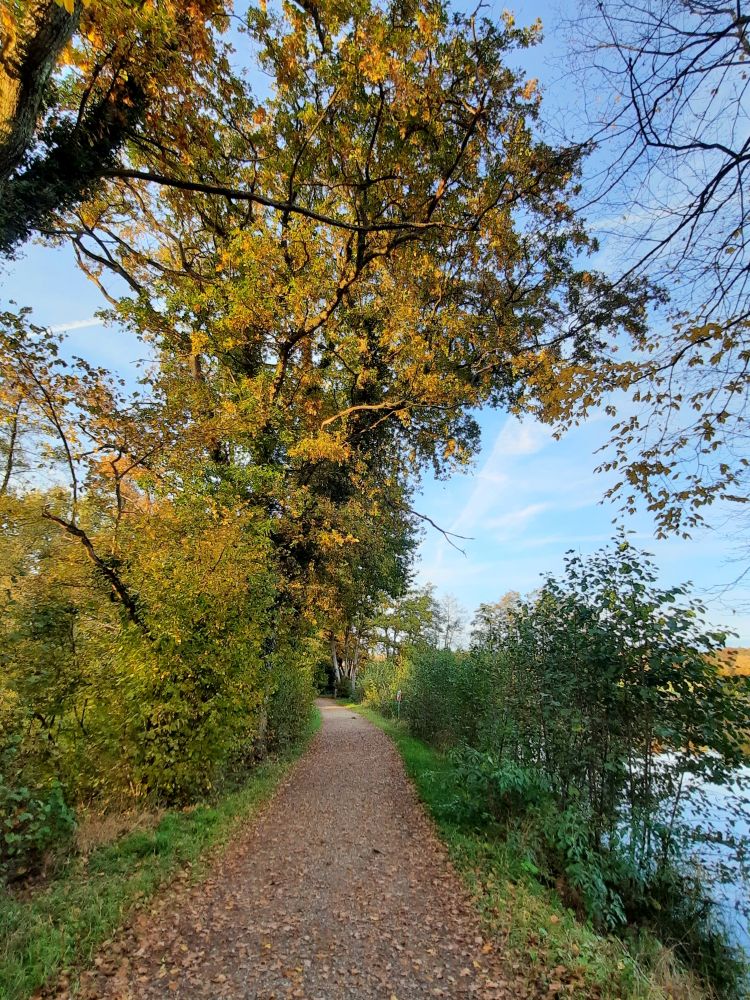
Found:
[396,688,402,720]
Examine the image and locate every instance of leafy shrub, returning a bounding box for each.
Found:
[397,538,750,995]
[0,755,75,883]
[334,676,352,700]
[403,646,489,746]
[539,804,629,930]
[266,649,315,752]
[444,748,551,825]
[358,656,408,716]
[443,749,630,930]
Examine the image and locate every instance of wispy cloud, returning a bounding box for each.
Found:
[449,418,553,536]
[49,317,102,333]
[487,502,551,535]
[494,418,553,456]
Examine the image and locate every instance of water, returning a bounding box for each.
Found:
[669,761,750,956]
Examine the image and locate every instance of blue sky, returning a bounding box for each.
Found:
[2,0,748,643]
[414,413,750,641]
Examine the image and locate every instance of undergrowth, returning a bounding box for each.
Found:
[353,705,722,1000]
[0,706,321,1000]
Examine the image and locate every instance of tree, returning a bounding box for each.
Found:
[569,0,750,316]
[0,0,227,253]
[432,593,467,650]
[0,0,82,186]
[470,591,521,650]
[556,1,750,536]
[322,494,416,694]
[423,539,750,961]
[0,0,651,813]
[372,586,440,658]
[43,0,648,584]
[0,305,302,803]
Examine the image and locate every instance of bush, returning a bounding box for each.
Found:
[0,753,75,883]
[403,646,489,746]
[333,676,352,700]
[266,648,315,752]
[358,656,408,716]
[396,538,750,996]
[443,748,551,825]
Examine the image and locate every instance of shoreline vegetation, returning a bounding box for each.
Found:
[349,540,750,1000]
[352,705,744,1000]
[0,707,321,1000]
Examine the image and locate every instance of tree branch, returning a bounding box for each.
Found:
[42,508,148,631]
[104,169,442,235]
[404,505,472,555]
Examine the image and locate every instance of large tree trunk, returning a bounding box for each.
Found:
[329,633,341,683]
[350,637,361,694]
[0,0,80,185]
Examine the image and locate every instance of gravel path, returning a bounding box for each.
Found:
[66,701,513,999]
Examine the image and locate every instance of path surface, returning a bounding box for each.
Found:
[64,701,513,999]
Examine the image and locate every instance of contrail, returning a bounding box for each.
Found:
[49,317,102,333]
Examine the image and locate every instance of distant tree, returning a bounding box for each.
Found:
[470,591,521,651]
[372,586,440,658]
[434,594,467,650]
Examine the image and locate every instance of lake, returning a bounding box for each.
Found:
[673,761,750,957]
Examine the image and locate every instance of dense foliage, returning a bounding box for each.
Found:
[361,541,750,994]
[1,0,650,884]
[0,311,317,870]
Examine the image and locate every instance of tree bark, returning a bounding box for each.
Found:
[0,0,80,185]
[0,400,20,494]
[329,633,341,682]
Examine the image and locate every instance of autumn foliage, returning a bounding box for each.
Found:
[1,0,650,882]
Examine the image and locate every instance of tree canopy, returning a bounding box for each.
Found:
[0,0,649,817]
[1,0,738,837]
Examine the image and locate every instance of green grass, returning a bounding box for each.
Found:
[352,705,708,1000]
[0,707,321,1000]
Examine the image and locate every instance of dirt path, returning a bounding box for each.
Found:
[66,701,513,999]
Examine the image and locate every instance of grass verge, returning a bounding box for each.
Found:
[0,707,321,1000]
[353,705,709,1000]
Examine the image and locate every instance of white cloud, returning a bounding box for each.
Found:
[494,418,553,456]
[487,502,551,534]
[49,317,102,333]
